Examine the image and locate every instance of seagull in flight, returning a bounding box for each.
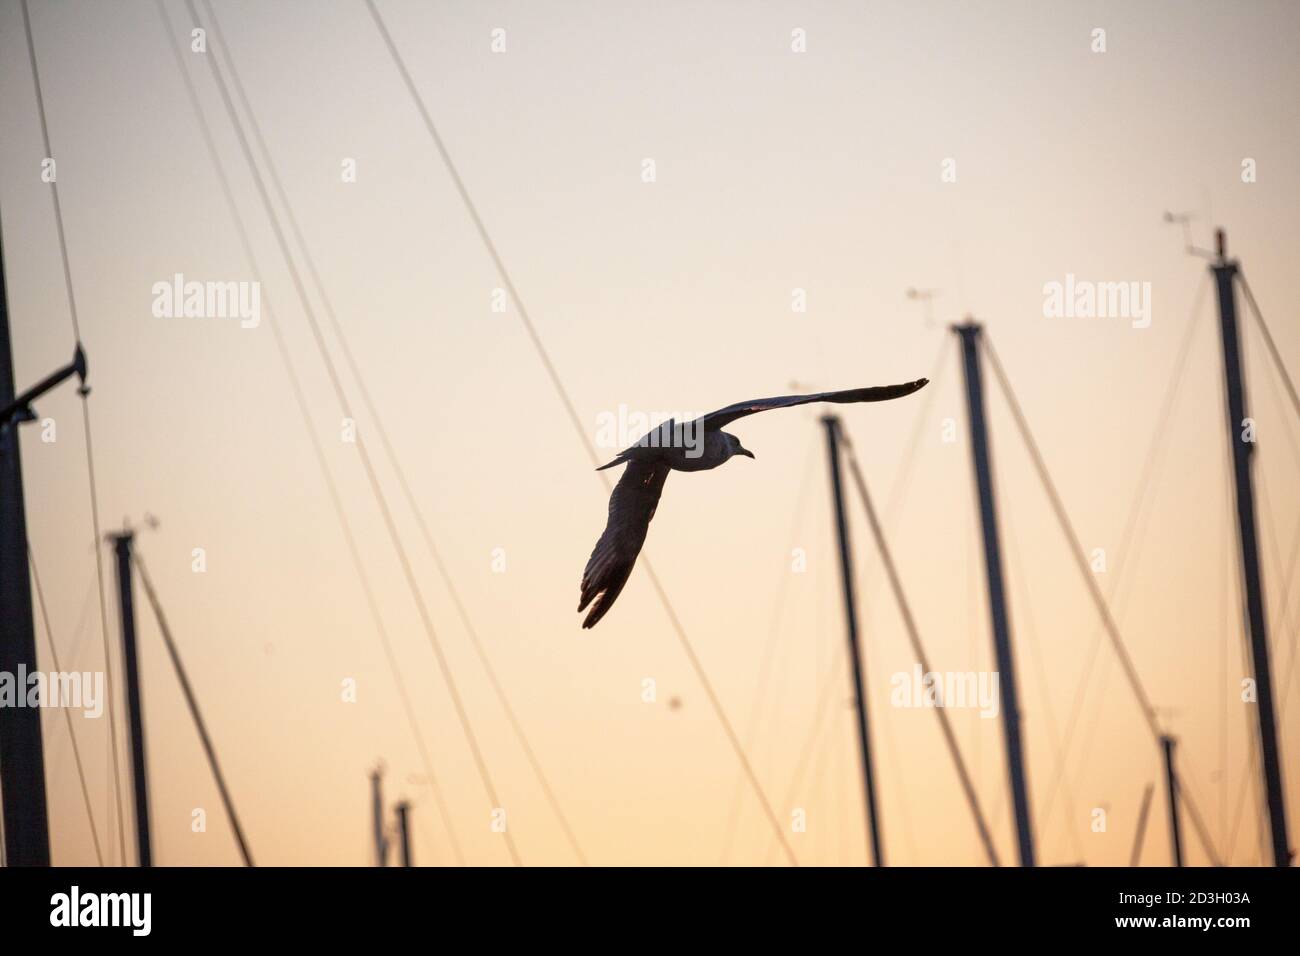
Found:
[578,379,928,628]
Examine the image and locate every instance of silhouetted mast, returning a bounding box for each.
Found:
[1210,229,1290,867]
[395,801,413,868]
[953,321,1036,867]
[371,767,388,866]
[0,216,51,867]
[821,414,884,866]
[111,529,152,866]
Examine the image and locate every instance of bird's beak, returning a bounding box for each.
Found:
[739,447,755,459]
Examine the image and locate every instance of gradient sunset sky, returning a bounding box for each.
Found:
[2,0,1298,866]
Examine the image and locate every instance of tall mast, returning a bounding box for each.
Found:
[0,215,52,867]
[111,530,152,866]
[821,414,884,866]
[953,321,1036,867]
[1211,229,1290,866]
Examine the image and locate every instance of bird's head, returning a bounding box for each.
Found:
[723,432,755,460]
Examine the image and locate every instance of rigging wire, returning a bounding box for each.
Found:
[835,661,849,865]
[999,494,1087,864]
[153,0,462,865]
[839,433,1001,866]
[27,548,104,865]
[1224,433,1263,864]
[363,0,797,865]
[1257,481,1291,688]
[1216,440,1231,852]
[1129,782,1156,867]
[132,550,255,866]
[1236,274,1300,860]
[1247,301,1300,749]
[762,654,841,865]
[718,434,817,863]
[809,682,836,864]
[57,568,99,674]
[187,1,589,863]
[1240,256,1300,722]
[1221,303,1300,861]
[835,440,916,867]
[1238,273,1300,425]
[981,332,1224,866]
[963,412,986,817]
[1276,520,1300,712]
[1249,299,1300,689]
[883,337,949,521]
[869,641,920,865]
[192,0,523,866]
[200,3,522,867]
[38,571,99,783]
[1035,275,1209,844]
[758,337,950,864]
[758,504,840,867]
[20,0,127,865]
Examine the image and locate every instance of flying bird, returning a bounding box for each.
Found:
[578,379,928,628]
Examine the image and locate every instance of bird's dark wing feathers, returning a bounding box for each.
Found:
[578,460,671,628]
[702,379,928,431]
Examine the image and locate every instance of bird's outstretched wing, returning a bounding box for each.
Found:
[702,379,928,431]
[578,460,671,628]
